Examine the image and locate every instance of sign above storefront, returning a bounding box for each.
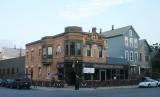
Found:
[83,68,95,74]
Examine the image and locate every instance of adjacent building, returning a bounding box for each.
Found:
[0,47,25,60]
[139,39,152,77]
[0,56,25,79]
[102,25,140,79]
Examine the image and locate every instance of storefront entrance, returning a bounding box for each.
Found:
[100,70,106,81]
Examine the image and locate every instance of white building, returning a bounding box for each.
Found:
[0,47,25,60]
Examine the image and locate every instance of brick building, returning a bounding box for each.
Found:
[25,26,106,85]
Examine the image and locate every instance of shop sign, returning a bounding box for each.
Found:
[83,68,95,74]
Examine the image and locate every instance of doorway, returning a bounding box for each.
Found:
[100,70,106,81]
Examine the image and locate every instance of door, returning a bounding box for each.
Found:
[100,70,106,81]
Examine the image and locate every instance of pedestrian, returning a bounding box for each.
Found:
[75,75,80,90]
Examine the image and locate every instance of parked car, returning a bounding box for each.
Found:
[1,79,8,87]
[6,79,14,88]
[9,78,31,89]
[138,79,159,88]
[0,79,2,86]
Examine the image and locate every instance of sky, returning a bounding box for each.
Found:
[0,0,159,49]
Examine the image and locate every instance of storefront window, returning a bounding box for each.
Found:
[93,69,99,80]
[106,69,111,79]
[83,74,92,80]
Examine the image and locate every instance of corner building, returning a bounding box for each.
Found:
[25,26,106,85]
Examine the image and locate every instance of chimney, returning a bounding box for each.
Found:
[112,25,114,30]
[100,28,102,34]
[92,27,97,33]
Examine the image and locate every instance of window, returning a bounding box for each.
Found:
[86,44,92,56]
[106,69,111,79]
[65,42,69,56]
[65,41,82,56]
[139,53,142,61]
[135,52,138,62]
[125,37,128,47]
[42,47,46,56]
[7,68,10,74]
[39,49,41,56]
[47,47,52,55]
[129,30,132,36]
[70,42,75,56]
[16,68,19,73]
[31,50,34,62]
[125,50,129,60]
[130,51,133,61]
[130,38,133,48]
[145,56,149,62]
[98,46,102,58]
[38,67,41,77]
[106,40,108,48]
[56,46,62,55]
[11,68,15,74]
[76,42,81,56]
[134,39,138,48]
[83,74,92,80]
[3,69,5,75]
[93,69,99,80]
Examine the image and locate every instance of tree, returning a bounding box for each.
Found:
[151,43,160,77]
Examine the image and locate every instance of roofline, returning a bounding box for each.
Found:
[26,31,103,46]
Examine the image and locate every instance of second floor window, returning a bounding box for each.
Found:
[134,39,138,48]
[139,53,142,61]
[65,41,82,56]
[125,50,129,60]
[130,51,133,61]
[125,37,128,47]
[48,47,52,55]
[43,48,46,56]
[31,50,34,62]
[87,44,91,56]
[76,42,81,56]
[70,42,75,56]
[145,56,149,62]
[98,46,102,58]
[135,52,138,62]
[130,38,133,48]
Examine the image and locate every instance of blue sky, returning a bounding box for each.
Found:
[0,0,159,48]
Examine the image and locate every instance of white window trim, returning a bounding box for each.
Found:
[129,30,133,36]
[135,52,138,62]
[124,37,128,47]
[130,51,133,61]
[130,38,133,48]
[125,50,129,60]
[134,39,138,48]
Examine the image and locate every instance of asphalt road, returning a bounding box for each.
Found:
[0,87,159,97]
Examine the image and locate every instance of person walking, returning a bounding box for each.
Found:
[75,75,80,90]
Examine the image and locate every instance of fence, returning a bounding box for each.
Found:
[32,79,139,88]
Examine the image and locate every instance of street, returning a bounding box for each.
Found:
[0,87,159,97]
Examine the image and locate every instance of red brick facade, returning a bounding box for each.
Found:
[25,26,106,84]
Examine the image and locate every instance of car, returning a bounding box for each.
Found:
[9,78,32,89]
[0,79,2,86]
[138,79,159,88]
[1,79,8,87]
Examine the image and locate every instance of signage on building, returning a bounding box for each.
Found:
[83,68,95,74]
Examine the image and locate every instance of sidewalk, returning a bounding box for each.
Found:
[31,85,138,91]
